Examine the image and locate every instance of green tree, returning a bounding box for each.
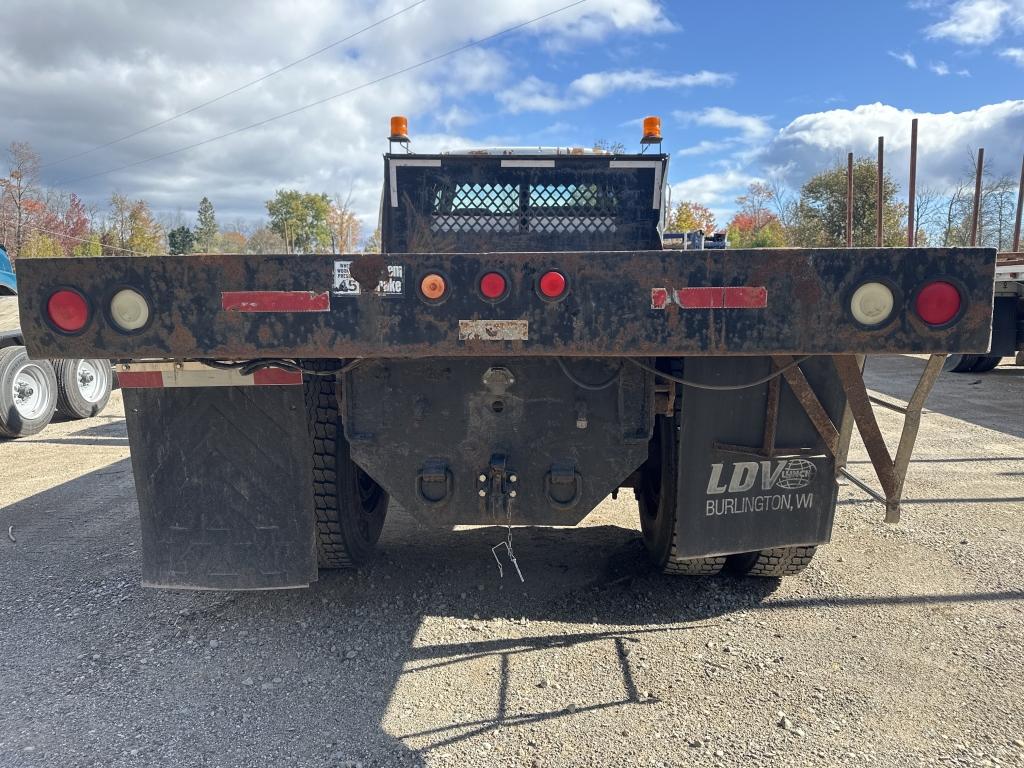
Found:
[20,231,62,257]
[266,190,332,253]
[168,225,195,255]
[195,197,218,252]
[790,157,906,247]
[72,232,102,257]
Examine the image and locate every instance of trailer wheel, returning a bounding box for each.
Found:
[54,358,112,419]
[942,354,980,373]
[303,365,388,569]
[969,355,1001,373]
[637,409,726,576]
[0,346,58,438]
[726,546,817,577]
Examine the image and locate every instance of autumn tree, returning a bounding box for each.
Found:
[195,197,218,252]
[328,194,361,253]
[593,139,626,154]
[665,201,716,233]
[168,226,195,255]
[726,182,787,247]
[363,227,382,253]
[103,194,164,255]
[39,191,90,256]
[790,157,906,247]
[219,230,247,253]
[20,231,62,257]
[0,141,43,260]
[266,190,332,253]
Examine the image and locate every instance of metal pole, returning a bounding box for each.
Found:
[908,118,918,247]
[1013,152,1023,253]
[877,136,884,247]
[970,147,984,247]
[847,152,854,247]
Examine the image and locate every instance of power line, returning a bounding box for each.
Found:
[41,0,429,169]
[58,0,588,186]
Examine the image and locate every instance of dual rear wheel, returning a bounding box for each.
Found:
[637,409,816,578]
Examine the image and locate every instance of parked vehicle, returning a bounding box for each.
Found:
[13,119,999,590]
[0,245,113,438]
[944,253,1023,372]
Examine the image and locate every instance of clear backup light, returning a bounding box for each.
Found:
[850,281,895,326]
[110,288,150,331]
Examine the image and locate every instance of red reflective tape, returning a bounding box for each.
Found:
[650,288,669,309]
[252,368,303,386]
[221,291,329,313]
[723,286,768,308]
[675,287,723,308]
[117,371,163,388]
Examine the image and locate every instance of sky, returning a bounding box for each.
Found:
[1,0,1022,237]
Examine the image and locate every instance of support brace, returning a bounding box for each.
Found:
[771,354,947,523]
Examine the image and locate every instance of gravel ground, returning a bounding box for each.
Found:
[0,355,1022,768]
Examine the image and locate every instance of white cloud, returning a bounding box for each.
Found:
[675,140,733,156]
[925,0,1024,44]
[930,60,951,75]
[0,0,678,230]
[675,106,772,142]
[758,101,1024,191]
[498,69,733,114]
[888,50,918,68]
[1001,47,1024,65]
[668,169,761,224]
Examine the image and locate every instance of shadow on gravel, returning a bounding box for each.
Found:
[4,460,1022,767]
[863,355,1024,438]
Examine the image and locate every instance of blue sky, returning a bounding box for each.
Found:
[0,0,1021,233]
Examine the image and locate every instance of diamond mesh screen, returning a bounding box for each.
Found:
[430,181,619,234]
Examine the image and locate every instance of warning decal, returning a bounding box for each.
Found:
[333,261,405,297]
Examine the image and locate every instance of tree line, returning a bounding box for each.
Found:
[0,141,380,262]
[666,149,1020,250]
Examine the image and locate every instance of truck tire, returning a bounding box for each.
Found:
[303,365,388,569]
[726,546,817,577]
[942,354,980,373]
[0,346,58,438]
[637,409,726,576]
[969,355,1001,373]
[54,358,112,419]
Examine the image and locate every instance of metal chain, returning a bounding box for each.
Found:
[491,492,524,582]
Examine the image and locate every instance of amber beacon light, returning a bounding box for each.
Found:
[389,115,410,143]
[641,115,662,144]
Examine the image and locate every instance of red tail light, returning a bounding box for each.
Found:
[538,270,567,299]
[915,281,961,326]
[479,272,507,300]
[47,289,89,333]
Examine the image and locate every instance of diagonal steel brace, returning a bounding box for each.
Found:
[831,354,946,523]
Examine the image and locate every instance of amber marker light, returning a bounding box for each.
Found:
[420,273,447,300]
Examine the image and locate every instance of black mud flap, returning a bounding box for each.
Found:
[123,386,316,590]
[672,357,844,558]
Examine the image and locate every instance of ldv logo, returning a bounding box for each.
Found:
[706,459,817,495]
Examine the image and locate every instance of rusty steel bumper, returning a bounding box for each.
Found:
[16,247,996,360]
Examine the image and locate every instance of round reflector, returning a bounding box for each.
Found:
[915,281,961,326]
[420,273,447,300]
[47,289,89,333]
[110,288,150,332]
[480,272,507,300]
[539,270,567,299]
[850,281,894,326]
